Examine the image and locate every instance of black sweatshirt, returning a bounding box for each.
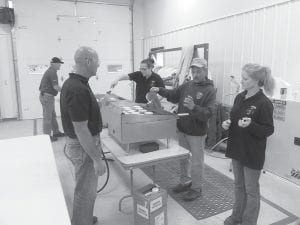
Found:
[225,90,274,170]
[158,79,216,136]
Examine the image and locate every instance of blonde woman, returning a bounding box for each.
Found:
[222,64,275,225]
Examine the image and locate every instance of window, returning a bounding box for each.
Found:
[107,64,123,73]
[8,0,13,8]
[149,47,164,67]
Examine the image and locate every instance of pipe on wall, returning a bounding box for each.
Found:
[3,0,22,119]
[130,0,135,101]
[10,28,22,119]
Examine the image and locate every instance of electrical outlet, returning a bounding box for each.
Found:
[294,137,300,146]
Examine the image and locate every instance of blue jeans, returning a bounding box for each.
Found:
[65,136,100,225]
[178,132,206,191]
[39,93,59,135]
[231,159,261,225]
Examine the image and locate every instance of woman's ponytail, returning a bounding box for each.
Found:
[243,63,275,96]
[262,66,275,96]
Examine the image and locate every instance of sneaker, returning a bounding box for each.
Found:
[53,131,65,138]
[50,136,58,142]
[224,216,241,225]
[93,216,98,225]
[182,188,201,201]
[172,182,192,193]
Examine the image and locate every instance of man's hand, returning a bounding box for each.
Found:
[183,95,195,110]
[93,159,106,176]
[222,119,231,130]
[53,84,61,92]
[150,87,159,93]
[110,80,118,89]
[238,117,251,128]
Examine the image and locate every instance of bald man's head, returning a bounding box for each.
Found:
[74,47,98,65]
[73,46,99,77]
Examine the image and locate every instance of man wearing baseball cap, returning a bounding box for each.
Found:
[151,57,217,201]
[39,57,65,141]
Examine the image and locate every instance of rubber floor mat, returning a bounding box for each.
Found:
[141,162,234,220]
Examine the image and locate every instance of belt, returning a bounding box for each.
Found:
[41,92,54,97]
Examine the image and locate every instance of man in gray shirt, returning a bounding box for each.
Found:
[39,57,65,141]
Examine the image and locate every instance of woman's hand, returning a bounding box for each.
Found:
[238,117,252,128]
[110,80,118,88]
[222,119,231,130]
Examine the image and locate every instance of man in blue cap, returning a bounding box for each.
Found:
[39,57,65,141]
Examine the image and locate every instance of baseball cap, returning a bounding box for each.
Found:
[51,57,64,64]
[190,58,207,68]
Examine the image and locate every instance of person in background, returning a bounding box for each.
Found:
[39,57,65,142]
[151,58,217,201]
[60,47,106,225]
[110,58,165,103]
[222,63,275,225]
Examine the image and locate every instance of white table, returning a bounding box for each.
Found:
[0,135,71,225]
[101,130,189,212]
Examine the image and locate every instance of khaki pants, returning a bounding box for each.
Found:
[39,93,59,135]
[178,132,206,191]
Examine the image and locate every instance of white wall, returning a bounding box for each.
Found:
[13,0,132,119]
[142,0,291,37]
[133,0,144,70]
[141,0,300,104]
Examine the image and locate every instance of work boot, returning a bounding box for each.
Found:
[224,216,241,225]
[50,136,58,142]
[182,188,201,201]
[53,131,65,138]
[93,216,98,224]
[172,182,192,193]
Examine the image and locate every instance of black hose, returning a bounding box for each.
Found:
[97,149,110,193]
[63,144,110,193]
[204,137,229,159]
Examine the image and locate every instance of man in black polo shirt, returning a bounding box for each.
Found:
[60,46,106,225]
[110,58,165,103]
[39,57,65,142]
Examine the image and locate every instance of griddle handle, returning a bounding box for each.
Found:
[177,113,189,117]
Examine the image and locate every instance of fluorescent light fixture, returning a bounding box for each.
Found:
[56,15,96,23]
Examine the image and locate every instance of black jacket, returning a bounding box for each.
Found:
[158,79,216,136]
[225,90,274,170]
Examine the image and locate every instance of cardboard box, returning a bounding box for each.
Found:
[107,100,177,146]
[134,184,168,225]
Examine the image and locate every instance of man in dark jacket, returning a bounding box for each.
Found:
[151,58,217,201]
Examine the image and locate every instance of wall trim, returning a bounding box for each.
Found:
[55,0,131,7]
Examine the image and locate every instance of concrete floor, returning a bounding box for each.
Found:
[0,119,300,225]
